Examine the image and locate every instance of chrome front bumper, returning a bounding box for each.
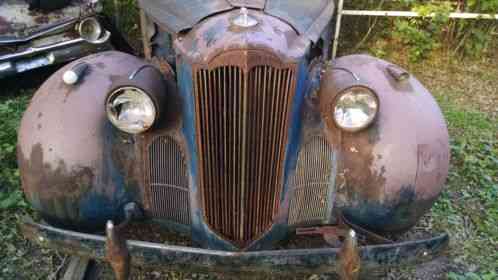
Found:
[0,33,111,79]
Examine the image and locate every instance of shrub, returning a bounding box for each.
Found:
[345,0,498,60]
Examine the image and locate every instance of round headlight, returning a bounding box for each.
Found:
[78,17,102,43]
[106,87,156,134]
[334,86,379,132]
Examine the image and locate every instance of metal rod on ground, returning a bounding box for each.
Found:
[332,0,345,59]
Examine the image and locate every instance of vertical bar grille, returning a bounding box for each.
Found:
[194,62,295,246]
[147,136,191,225]
[288,137,335,226]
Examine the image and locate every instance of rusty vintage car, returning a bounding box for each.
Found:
[18,0,450,279]
[0,0,111,79]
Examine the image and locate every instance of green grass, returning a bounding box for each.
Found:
[0,93,58,280]
[0,94,30,209]
[433,97,497,273]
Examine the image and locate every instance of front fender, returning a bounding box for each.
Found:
[320,55,450,233]
[17,51,150,232]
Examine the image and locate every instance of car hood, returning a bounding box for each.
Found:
[138,0,335,43]
[0,0,93,41]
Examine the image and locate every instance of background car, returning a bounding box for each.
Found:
[0,0,112,79]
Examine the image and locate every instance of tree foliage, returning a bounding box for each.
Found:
[345,0,498,61]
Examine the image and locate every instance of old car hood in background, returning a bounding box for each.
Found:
[0,0,93,43]
[138,0,335,42]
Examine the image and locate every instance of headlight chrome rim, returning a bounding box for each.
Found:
[332,85,379,132]
[78,17,103,43]
[106,86,157,134]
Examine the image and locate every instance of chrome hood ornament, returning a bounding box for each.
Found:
[232,7,258,27]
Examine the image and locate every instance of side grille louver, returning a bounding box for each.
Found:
[194,58,296,246]
[146,136,191,225]
[288,137,335,226]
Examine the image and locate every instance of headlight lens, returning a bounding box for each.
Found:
[106,87,156,134]
[334,86,379,132]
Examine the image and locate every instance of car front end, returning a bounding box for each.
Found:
[18,1,450,279]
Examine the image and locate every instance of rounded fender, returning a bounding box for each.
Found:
[320,55,450,233]
[18,51,160,232]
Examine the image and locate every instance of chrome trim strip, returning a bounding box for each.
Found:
[0,31,110,63]
[0,19,78,45]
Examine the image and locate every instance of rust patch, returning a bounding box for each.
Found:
[150,56,175,80]
[18,143,95,224]
[340,129,386,202]
[319,65,386,204]
[20,143,94,200]
[0,16,13,34]
[34,15,50,24]
[106,221,131,280]
[110,131,141,196]
[174,9,303,65]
